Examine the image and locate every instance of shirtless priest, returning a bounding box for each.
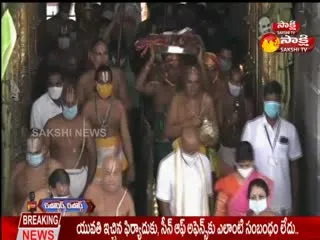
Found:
[13,132,62,215]
[44,84,97,198]
[85,156,135,216]
[82,65,134,183]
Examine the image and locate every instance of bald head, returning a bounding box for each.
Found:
[102,157,122,174]
[102,157,123,193]
[27,132,46,154]
[181,127,201,154]
[90,39,109,69]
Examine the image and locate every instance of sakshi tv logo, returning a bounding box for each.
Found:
[260,20,315,53]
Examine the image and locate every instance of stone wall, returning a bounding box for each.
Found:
[293,3,320,215]
[1,3,39,214]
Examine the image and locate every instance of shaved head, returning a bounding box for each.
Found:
[181,127,201,154]
[103,157,122,174]
[27,133,45,154]
[102,157,122,192]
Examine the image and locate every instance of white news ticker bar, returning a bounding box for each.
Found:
[16,227,61,240]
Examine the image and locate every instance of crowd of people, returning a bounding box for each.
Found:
[12,3,302,217]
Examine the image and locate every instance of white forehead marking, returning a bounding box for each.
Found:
[27,138,41,152]
[101,71,109,83]
[111,160,116,174]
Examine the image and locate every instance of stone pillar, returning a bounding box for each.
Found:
[293,3,320,215]
[1,3,39,215]
[246,3,263,115]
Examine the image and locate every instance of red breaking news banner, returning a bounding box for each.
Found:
[2,214,320,240]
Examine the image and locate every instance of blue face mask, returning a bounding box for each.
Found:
[63,105,78,120]
[26,153,44,167]
[264,101,281,119]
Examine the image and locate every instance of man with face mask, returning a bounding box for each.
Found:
[217,46,233,80]
[37,3,76,58]
[76,39,131,110]
[85,157,135,216]
[82,65,135,184]
[47,26,79,78]
[21,169,79,215]
[216,67,253,174]
[30,68,64,130]
[242,81,302,216]
[156,127,213,216]
[44,84,97,198]
[214,141,273,216]
[13,131,62,215]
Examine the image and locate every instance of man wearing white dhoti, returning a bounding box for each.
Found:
[44,85,97,198]
[156,127,213,216]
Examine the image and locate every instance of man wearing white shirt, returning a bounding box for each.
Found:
[156,127,213,216]
[30,68,64,129]
[241,81,302,215]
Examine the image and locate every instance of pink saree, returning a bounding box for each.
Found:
[227,171,274,216]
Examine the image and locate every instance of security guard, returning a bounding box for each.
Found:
[241,80,302,215]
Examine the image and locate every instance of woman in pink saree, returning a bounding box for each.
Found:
[214,141,273,216]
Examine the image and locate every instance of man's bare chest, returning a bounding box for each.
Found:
[154,85,175,107]
[95,195,127,216]
[52,119,84,135]
[179,99,203,118]
[91,102,120,128]
[15,168,49,197]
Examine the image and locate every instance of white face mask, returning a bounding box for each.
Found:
[181,152,198,165]
[237,167,254,178]
[48,86,63,100]
[58,37,70,50]
[228,81,242,97]
[249,198,267,214]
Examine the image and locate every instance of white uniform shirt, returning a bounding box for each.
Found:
[30,93,63,129]
[156,152,213,216]
[241,115,302,213]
